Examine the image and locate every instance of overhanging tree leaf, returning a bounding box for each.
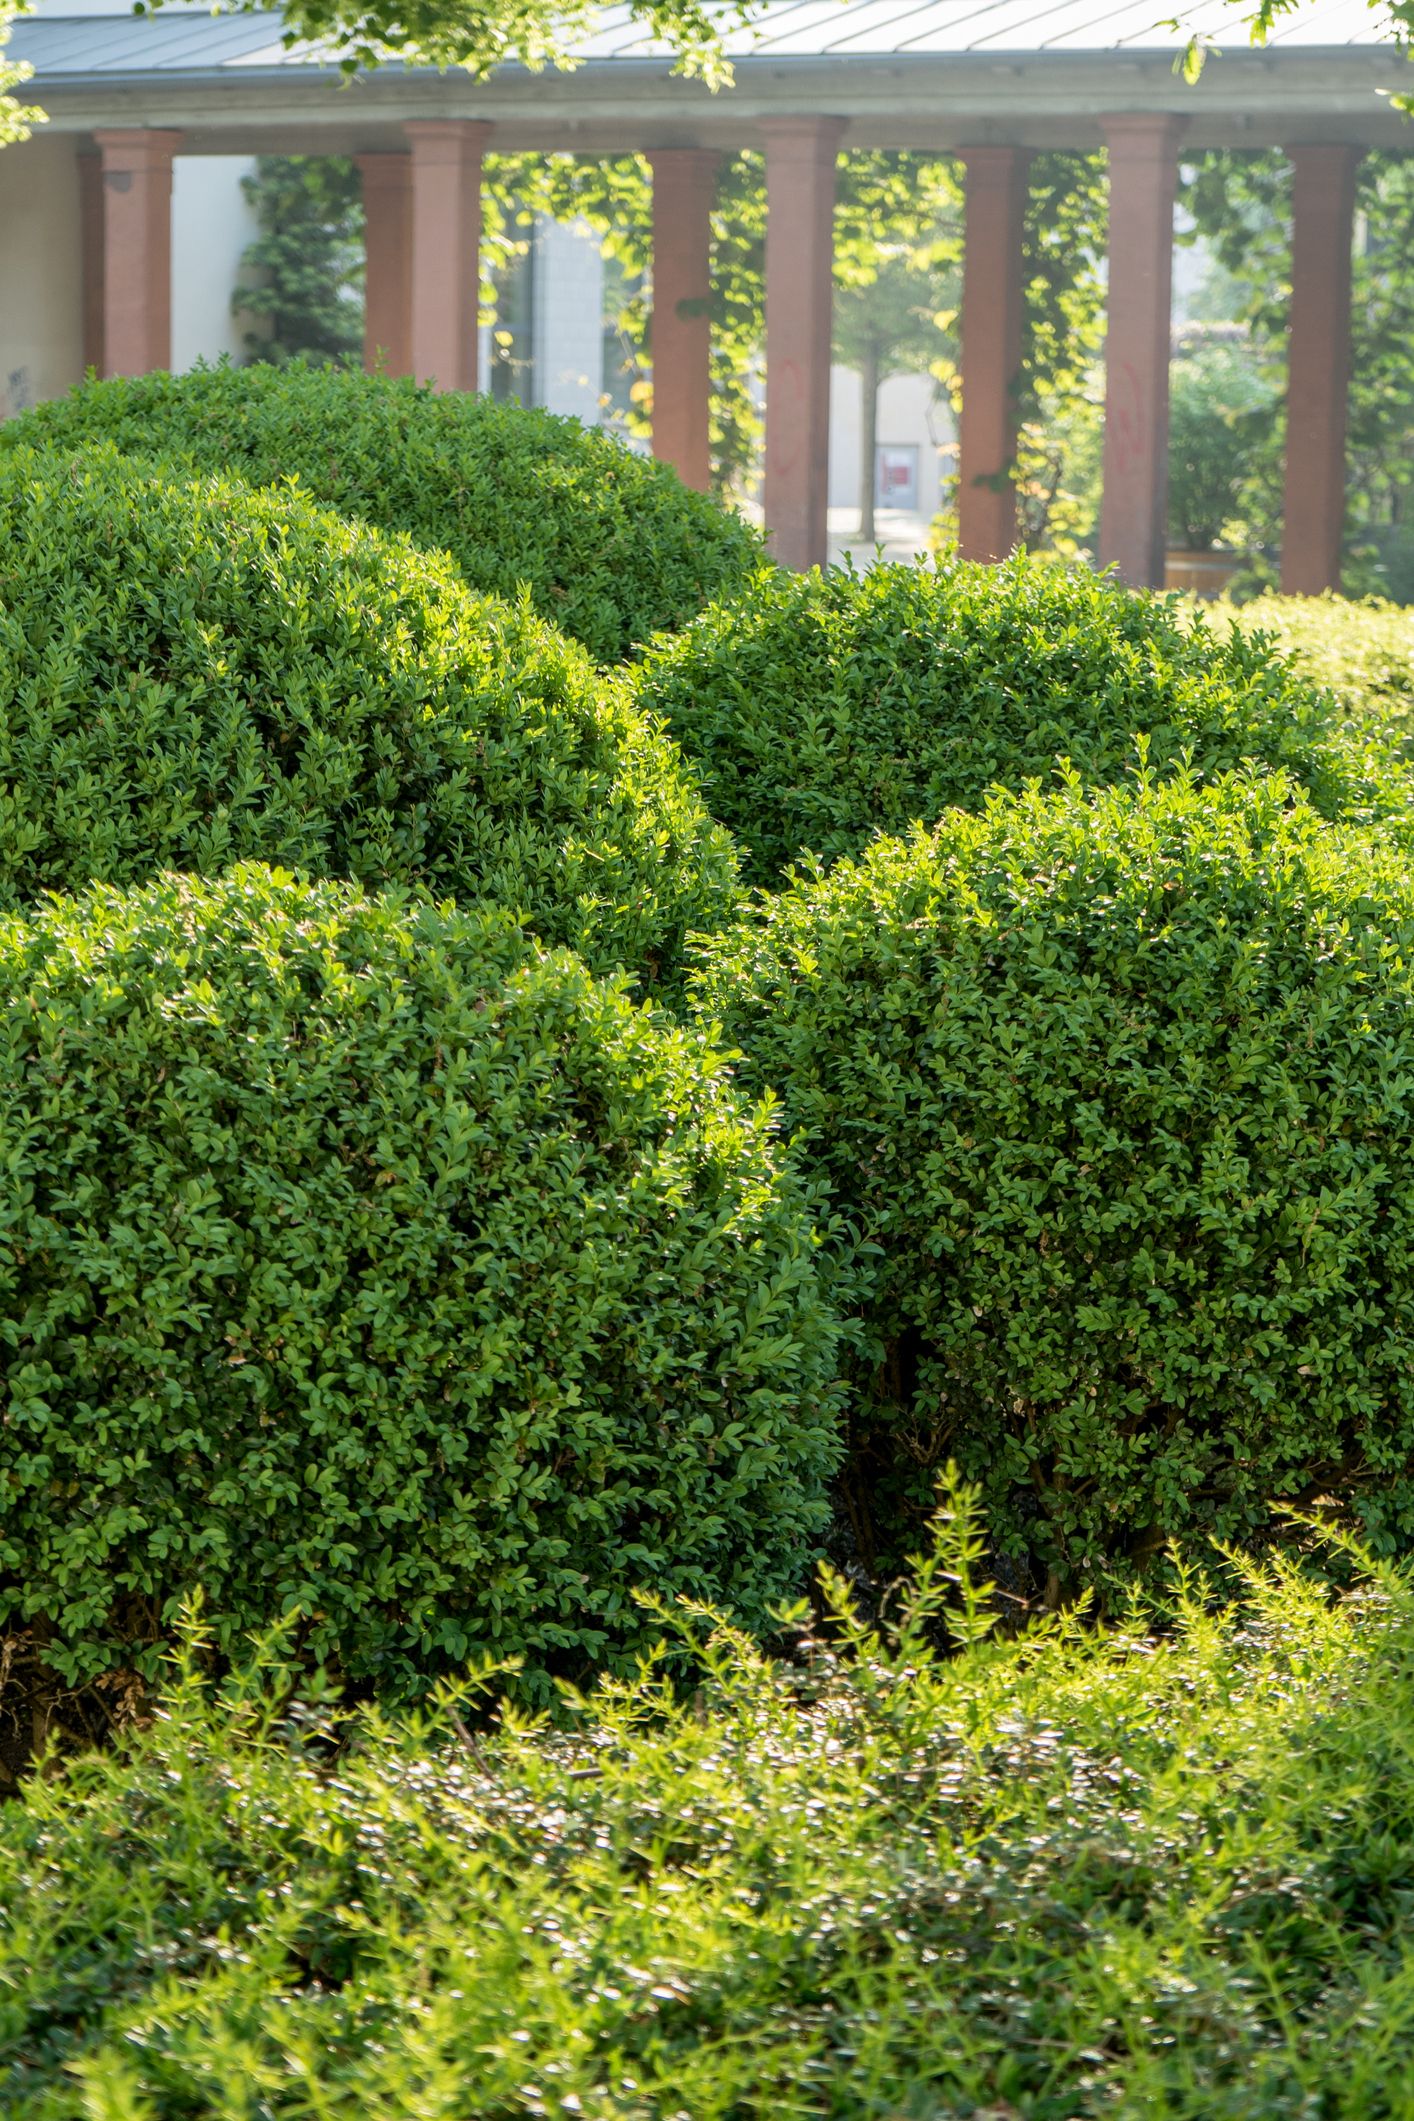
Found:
[136,0,763,81]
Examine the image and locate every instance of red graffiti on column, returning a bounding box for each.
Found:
[1111,359,1147,477]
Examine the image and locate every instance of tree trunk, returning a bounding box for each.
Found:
[859,345,881,544]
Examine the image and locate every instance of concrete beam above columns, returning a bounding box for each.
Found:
[25,49,1412,158]
[956,144,1031,564]
[647,147,717,493]
[762,115,846,572]
[92,128,182,377]
[357,151,412,377]
[1098,112,1185,589]
[407,118,491,393]
[1281,144,1361,598]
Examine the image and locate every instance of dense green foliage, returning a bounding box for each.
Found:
[635,553,1396,885]
[2,364,767,665]
[5,1494,1414,2116]
[0,445,738,982]
[694,773,1414,1584]
[0,867,841,1693]
[0,0,39,147]
[1217,592,1414,753]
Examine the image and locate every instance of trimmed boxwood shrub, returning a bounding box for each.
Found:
[694,771,1414,1588]
[0,867,843,1692]
[1,362,769,665]
[635,555,1403,886]
[0,445,739,984]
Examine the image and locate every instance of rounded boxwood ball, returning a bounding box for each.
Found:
[635,555,1400,886]
[0,445,738,986]
[694,772,1414,1587]
[1,362,769,666]
[0,867,843,1692]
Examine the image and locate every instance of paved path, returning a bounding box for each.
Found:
[826,507,935,570]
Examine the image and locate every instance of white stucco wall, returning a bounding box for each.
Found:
[0,130,260,414]
[0,132,85,418]
[828,364,950,524]
[171,156,262,371]
[532,217,605,424]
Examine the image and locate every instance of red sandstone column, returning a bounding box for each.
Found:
[956,145,1031,563]
[78,149,105,376]
[1282,145,1362,597]
[407,120,491,393]
[762,116,846,571]
[647,148,717,493]
[357,152,413,377]
[1098,114,1185,588]
[92,129,182,378]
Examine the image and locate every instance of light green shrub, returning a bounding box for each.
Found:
[634,555,1400,886]
[1215,591,1414,752]
[0,867,843,1690]
[1,362,769,664]
[5,1504,1414,2116]
[694,771,1414,1584]
[0,445,738,984]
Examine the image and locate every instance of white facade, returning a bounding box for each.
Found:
[170,156,262,372]
[531,218,606,426]
[0,131,85,419]
[1,2,256,397]
[828,365,950,528]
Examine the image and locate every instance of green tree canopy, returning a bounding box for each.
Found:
[0,0,41,144]
[142,0,755,78]
[237,156,364,365]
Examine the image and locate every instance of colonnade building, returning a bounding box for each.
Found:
[2,0,1406,586]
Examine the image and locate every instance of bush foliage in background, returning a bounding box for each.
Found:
[6,1500,1414,2116]
[0,867,842,1694]
[636,553,1398,886]
[2,364,768,666]
[0,445,738,983]
[1215,593,1414,755]
[695,773,1414,1586]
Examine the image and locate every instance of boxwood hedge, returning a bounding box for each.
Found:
[1213,592,1414,755]
[694,772,1414,1587]
[0,867,843,1693]
[0,445,738,985]
[636,556,1401,886]
[2,363,769,665]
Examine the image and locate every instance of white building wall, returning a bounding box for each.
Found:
[0,133,85,417]
[0,136,260,415]
[171,156,262,371]
[532,217,604,423]
[828,363,950,526]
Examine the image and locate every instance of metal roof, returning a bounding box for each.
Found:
[579,0,1397,57]
[12,0,1409,154]
[13,14,293,73]
[10,0,1401,75]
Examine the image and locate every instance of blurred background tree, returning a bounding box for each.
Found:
[1165,326,1279,553]
[237,156,364,366]
[1181,147,1414,599]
